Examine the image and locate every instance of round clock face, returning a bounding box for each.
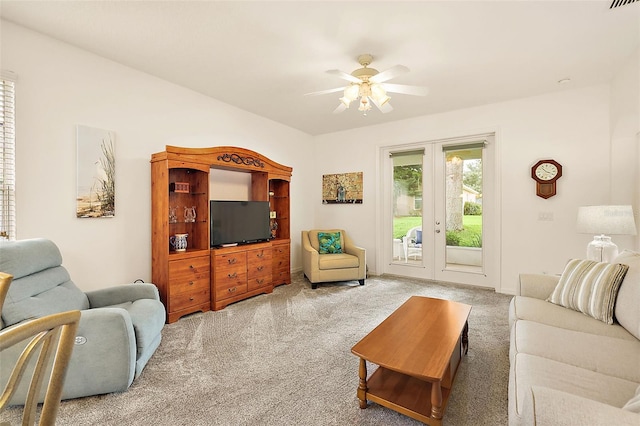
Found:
[535,163,559,181]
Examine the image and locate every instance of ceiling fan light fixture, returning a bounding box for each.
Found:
[343,84,360,101]
[370,84,390,105]
[339,96,352,108]
[308,54,427,115]
[358,97,372,112]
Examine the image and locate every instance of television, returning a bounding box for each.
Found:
[210,200,271,247]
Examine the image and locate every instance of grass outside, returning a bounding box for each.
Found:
[393,215,482,247]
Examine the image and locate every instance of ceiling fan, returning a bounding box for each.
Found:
[305,54,428,115]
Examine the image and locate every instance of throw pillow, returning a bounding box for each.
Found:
[613,250,640,340]
[318,232,342,254]
[415,230,422,245]
[547,259,629,324]
[622,384,640,413]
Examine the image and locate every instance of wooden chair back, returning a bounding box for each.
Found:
[0,272,80,426]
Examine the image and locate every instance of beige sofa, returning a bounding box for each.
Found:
[508,250,640,425]
[301,229,366,289]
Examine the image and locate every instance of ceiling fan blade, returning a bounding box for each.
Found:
[327,69,363,84]
[372,98,393,113]
[304,87,346,96]
[369,65,409,83]
[333,103,347,114]
[382,83,429,96]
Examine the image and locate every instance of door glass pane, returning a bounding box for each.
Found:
[392,153,423,264]
[444,147,483,271]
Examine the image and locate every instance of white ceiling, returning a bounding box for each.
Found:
[1,1,639,136]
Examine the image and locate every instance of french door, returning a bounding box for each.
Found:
[380,135,498,288]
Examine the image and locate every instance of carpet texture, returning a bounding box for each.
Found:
[2,273,512,425]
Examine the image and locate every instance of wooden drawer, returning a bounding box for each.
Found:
[272,269,290,285]
[213,252,247,270]
[248,275,271,291]
[216,277,248,300]
[169,256,209,279]
[247,247,272,264]
[272,246,289,267]
[272,244,289,259]
[169,256,210,295]
[170,286,210,312]
[272,242,290,285]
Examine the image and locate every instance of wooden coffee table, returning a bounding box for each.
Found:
[351,296,471,425]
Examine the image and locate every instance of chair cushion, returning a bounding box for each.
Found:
[318,253,359,270]
[0,238,63,280]
[2,266,90,327]
[614,250,640,339]
[318,231,342,254]
[509,296,636,340]
[510,319,640,382]
[547,259,629,324]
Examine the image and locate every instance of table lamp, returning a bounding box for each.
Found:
[576,205,637,262]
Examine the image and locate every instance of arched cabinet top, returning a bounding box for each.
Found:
[151,145,292,180]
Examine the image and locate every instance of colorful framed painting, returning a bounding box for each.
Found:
[76,125,115,218]
[322,172,363,204]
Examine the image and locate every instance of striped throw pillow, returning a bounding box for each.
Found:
[547,259,629,324]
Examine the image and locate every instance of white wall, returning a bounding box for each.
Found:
[2,21,315,291]
[610,48,640,251]
[313,84,634,294]
[3,21,637,296]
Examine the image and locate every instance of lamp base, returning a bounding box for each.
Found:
[586,235,619,263]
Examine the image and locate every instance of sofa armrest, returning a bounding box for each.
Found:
[344,233,366,280]
[518,274,559,300]
[523,386,640,426]
[2,307,138,404]
[301,231,320,282]
[86,283,160,308]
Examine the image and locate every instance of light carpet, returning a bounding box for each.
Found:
[3,273,513,425]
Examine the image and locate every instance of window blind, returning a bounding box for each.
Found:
[0,77,16,240]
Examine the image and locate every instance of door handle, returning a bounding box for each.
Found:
[435,229,441,233]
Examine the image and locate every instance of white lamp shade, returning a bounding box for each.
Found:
[343,84,360,101]
[576,205,637,235]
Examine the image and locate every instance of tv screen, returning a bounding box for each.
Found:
[210,200,271,247]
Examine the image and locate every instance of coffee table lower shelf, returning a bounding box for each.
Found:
[362,367,452,426]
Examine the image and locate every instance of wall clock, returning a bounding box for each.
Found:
[531,159,562,199]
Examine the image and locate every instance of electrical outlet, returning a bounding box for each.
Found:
[538,212,554,221]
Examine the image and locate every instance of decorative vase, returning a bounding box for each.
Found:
[170,233,188,252]
[184,206,196,223]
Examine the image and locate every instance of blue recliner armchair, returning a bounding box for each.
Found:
[0,238,166,403]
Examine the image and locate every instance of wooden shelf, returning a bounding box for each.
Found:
[366,367,451,425]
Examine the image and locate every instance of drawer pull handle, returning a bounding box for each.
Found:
[257,266,264,271]
[189,297,194,301]
[257,279,264,284]
[228,287,236,293]
[189,281,194,286]
[228,272,237,279]
[257,251,264,258]
[228,258,236,265]
[189,265,194,269]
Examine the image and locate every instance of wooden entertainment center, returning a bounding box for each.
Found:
[151,146,292,323]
